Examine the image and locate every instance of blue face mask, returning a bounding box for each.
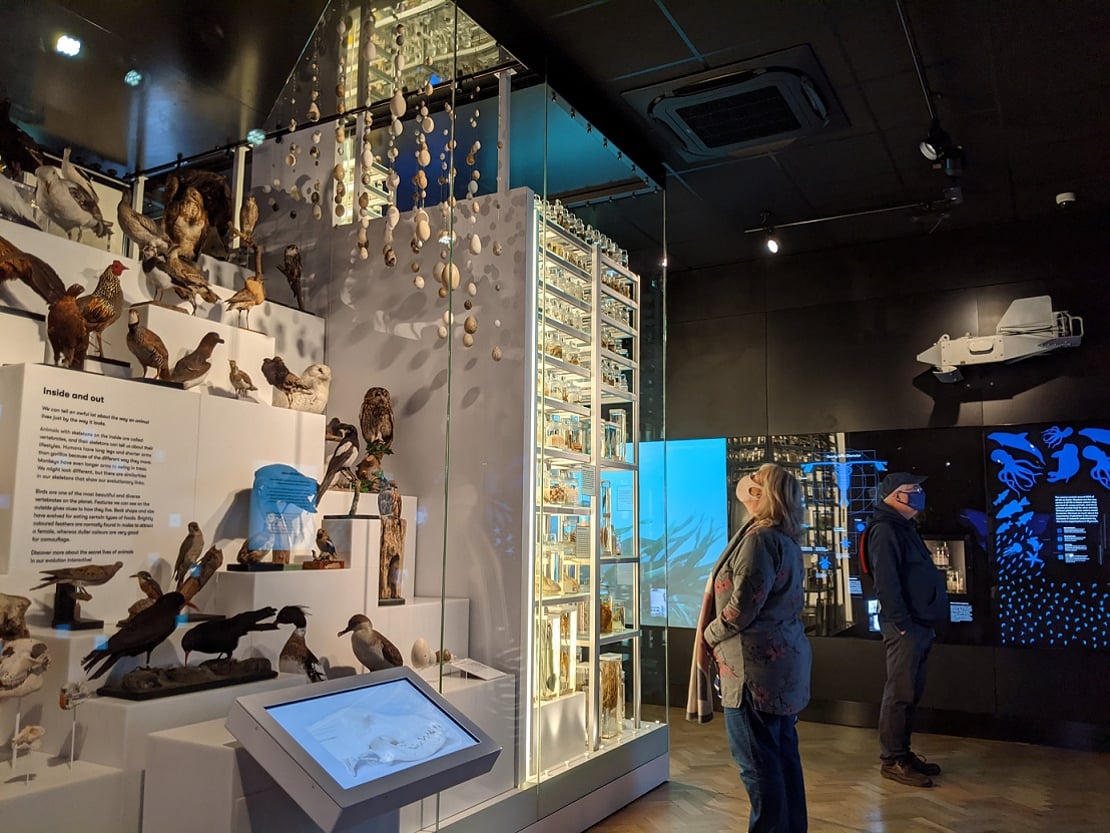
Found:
[902,490,926,512]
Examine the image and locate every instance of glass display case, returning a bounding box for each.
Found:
[530,197,642,777]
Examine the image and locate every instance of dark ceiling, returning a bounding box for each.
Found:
[462,0,1110,273]
[3,0,1107,274]
[0,0,327,174]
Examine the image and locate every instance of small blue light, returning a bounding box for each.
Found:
[429,73,442,86]
[124,69,143,87]
[246,128,267,146]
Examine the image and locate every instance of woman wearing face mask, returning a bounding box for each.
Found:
[688,463,810,833]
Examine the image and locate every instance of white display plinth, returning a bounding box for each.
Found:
[79,673,305,771]
[142,675,513,833]
[130,302,276,403]
[0,308,47,365]
[0,752,138,833]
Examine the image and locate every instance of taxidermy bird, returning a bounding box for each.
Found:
[338,614,403,672]
[141,253,173,302]
[117,189,171,257]
[315,527,337,561]
[261,355,310,395]
[0,98,44,180]
[0,233,65,305]
[77,259,127,357]
[0,174,40,228]
[34,164,112,242]
[277,244,304,310]
[316,418,360,504]
[276,605,325,682]
[224,257,265,328]
[273,363,331,413]
[163,183,207,260]
[360,386,395,451]
[178,545,222,603]
[236,194,259,248]
[47,284,88,370]
[172,522,204,588]
[228,360,257,397]
[164,246,219,314]
[125,309,170,379]
[168,331,224,386]
[118,570,164,624]
[60,148,97,205]
[165,169,232,255]
[80,591,186,679]
[32,561,124,599]
[182,606,278,664]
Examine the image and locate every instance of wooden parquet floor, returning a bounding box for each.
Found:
[587,707,1110,833]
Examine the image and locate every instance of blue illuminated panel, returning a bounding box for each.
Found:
[987,424,1110,649]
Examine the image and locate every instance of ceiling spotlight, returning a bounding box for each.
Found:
[919,118,950,161]
[760,211,780,255]
[54,34,81,57]
[246,128,267,147]
[123,69,143,88]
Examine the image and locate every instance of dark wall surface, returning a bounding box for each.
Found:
[665,209,1110,749]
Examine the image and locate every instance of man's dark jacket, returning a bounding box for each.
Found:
[868,502,948,630]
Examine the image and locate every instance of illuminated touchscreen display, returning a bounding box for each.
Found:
[265,678,479,789]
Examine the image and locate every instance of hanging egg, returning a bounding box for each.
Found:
[335,204,345,217]
[438,287,448,298]
[335,181,346,199]
[442,310,452,325]
[359,192,369,209]
[466,282,477,296]
[386,205,400,230]
[467,180,478,197]
[494,319,501,327]
[289,117,298,131]
[313,130,323,144]
[466,152,475,166]
[421,116,435,133]
[448,263,461,289]
[333,164,344,180]
[473,140,481,151]
[424,82,434,96]
[390,89,407,119]
[417,147,431,167]
[362,147,373,169]
[437,325,448,339]
[359,247,369,260]
[285,152,297,167]
[414,169,428,189]
[433,262,446,284]
[464,316,478,334]
[462,333,475,348]
[493,241,503,256]
[464,299,473,310]
[357,226,368,245]
[472,170,481,181]
[411,237,421,254]
[471,200,481,214]
[313,204,323,220]
[492,346,503,361]
[308,102,321,122]
[414,275,425,289]
[469,234,482,255]
[416,216,431,242]
[387,170,400,190]
[394,52,405,73]
[383,245,397,267]
[391,118,404,137]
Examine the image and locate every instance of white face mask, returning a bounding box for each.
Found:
[736,474,761,505]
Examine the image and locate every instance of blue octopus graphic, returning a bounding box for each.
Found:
[1041,425,1073,448]
[990,449,1042,492]
[1081,445,1110,488]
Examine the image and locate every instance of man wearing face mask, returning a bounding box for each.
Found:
[868,472,948,788]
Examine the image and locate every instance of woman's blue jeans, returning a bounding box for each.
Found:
[724,688,807,833]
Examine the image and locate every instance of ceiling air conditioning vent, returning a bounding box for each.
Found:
[649,68,828,158]
[623,46,848,164]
